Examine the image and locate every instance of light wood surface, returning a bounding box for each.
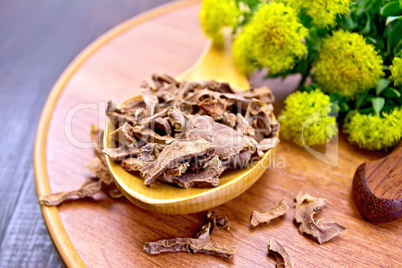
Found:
[34,1,402,266]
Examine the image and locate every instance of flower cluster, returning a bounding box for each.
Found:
[343,108,402,151]
[313,30,384,98]
[233,2,308,75]
[390,56,402,86]
[199,0,239,45]
[280,89,338,147]
[287,0,351,28]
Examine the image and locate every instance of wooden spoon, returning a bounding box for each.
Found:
[104,39,276,215]
[353,145,402,222]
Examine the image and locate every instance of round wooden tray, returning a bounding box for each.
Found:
[34,0,402,267]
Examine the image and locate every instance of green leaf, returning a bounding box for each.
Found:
[330,92,342,102]
[382,87,401,98]
[371,97,385,113]
[242,0,261,10]
[306,28,321,51]
[356,0,373,16]
[339,101,350,112]
[366,95,374,103]
[385,98,399,107]
[387,20,402,53]
[375,78,390,95]
[381,1,402,17]
[386,16,402,25]
[376,37,385,51]
[355,90,369,108]
[394,37,402,55]
[366,36,377,44]
[301,84,320,93]
[360,12,371,34]
[359,107,374,114]
[343,14,359,30]
[382,105,395,113]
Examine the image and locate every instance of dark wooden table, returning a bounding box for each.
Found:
[0,1,173,267]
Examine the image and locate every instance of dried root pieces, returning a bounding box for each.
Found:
[268,238,294,268]
[143,238,235,259]
[38,126,123,206]
[38,178,103,206]
[250,199,289,227]
[143,211,235,259]
[294,192,345,244]
[105,74,279,188]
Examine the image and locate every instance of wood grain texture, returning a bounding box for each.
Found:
[33,1,402,267]
[0,1,173,267]
[366,148,402,199]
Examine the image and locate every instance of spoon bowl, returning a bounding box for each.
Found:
[105,39,277,214]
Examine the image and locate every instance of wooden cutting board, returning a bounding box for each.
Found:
[34,0,402,267]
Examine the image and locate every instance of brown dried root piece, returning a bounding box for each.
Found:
[294,192,345,244]
[143,238,235,259]
[250,199,289,227]
[144,211,235,259]
[195,210,230,239]
[38,127,123,206]
[85,157,114,185]
[38,178,102,206]
[207,210,230,232]
[268,238,294,268]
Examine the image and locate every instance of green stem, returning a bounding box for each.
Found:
[297,64,312,90]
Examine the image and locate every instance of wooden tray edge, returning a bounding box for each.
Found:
[32,0,200,266]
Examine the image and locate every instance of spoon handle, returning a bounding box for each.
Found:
[353,143,402,222]
[177,38,250,91]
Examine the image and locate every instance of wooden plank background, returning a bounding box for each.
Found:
[0,1,173,267]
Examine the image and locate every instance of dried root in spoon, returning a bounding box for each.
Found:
[38,126,123,206]
[294,192,345,244]
[143,211,235,259]
[268,238,294,268]
[250,199,289,227]
[105,74,279,188]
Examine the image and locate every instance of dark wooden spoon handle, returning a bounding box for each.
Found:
[353,146,402,223]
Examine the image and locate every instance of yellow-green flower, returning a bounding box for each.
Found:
[199,0,240,45]
[287,0,351,28]
[390,56,402,86]
[232,30,258,74]
[343,108,402,150]
[313,30,384,98]
[280,89,338,147]
[233,2,308,75]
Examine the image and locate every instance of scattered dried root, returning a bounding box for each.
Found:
[268,238,294,268]
[38,126,123,206]
[143,211,235,259]
[294,192,345,244]
[250,199,289,227]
